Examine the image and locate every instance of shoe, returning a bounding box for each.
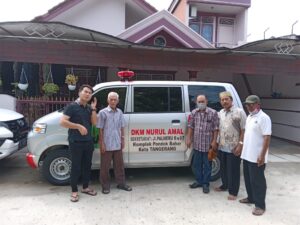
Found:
[117,184,132,191]
[189,182,202,189]
[203,185,210,194]
[214,186,227,192]
[102,189,110,194]
[239,198,254,204]
[252,207,265,216]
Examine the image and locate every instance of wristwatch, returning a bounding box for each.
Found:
[91,108,96,112]
[239,141,243,145]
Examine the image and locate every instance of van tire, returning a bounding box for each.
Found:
[190,154,221,182]
[42,148,71,185]
[210,155,221,181]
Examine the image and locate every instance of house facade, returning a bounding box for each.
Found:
[34,0,157,36]
[0,0,299,143]
[30,0,251,82]
[169,0,250,47]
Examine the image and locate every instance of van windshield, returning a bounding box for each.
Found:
[188,85,225,112]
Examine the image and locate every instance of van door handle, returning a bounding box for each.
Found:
[172,120,180,123]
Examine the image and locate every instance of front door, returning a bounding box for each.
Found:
[128,85,187,166]
[91,86,129,167]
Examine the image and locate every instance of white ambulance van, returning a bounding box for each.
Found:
[27,73,243,185]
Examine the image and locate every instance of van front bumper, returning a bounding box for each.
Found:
[26,152,38,168]
[0,139,19,160]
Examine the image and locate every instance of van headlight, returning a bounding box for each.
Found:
[32,123,47,134]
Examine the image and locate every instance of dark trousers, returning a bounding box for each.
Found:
[192,150,211,186]
[219,150,241,196]
[243,160,267,210]
[69,141,94,192]
[100,150,125,190]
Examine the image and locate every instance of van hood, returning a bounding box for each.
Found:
[0,108,24,121]
[33,109,63,125]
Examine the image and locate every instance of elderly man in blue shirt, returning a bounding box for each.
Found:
[97,91,132,194]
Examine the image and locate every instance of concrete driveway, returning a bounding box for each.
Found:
[0,138,299,225]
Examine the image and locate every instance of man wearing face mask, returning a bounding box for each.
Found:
[239,95,271,216]
[186,95,219,194]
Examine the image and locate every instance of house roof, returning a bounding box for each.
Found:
[118,10,214,48]
[168,0,180,12]
[33,0,157,21]
[0,22,300,59]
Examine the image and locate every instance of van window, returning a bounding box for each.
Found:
[188,85,226,111]
[93,87,127,112]
[133,87,183,113]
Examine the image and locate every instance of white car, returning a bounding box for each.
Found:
[0,108,28,160]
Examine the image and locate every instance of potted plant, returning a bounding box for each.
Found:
[65,74,78,91]
[42,83,59,96]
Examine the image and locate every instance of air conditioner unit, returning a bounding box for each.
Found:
[189,6,197,18]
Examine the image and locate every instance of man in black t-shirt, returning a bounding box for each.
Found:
[60,84,98,202]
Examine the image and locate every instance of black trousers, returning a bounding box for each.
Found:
[243,160,267,210]
[69,140,94,192]
[219,150,241,196]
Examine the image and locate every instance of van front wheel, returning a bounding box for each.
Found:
[210,155,221,181]
[42,149,71,185]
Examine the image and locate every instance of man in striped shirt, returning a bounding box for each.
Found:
[186,95,219,193]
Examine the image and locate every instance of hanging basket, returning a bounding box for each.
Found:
[18,83,28,90]
[18,66,29,90]
[68,84,76,91]
[42,83,59,96]
[65,72,78,91]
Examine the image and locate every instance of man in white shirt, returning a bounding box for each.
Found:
[240,95,272,216]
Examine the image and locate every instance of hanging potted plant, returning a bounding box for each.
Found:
[18,66,29,91]
[42,65,59,96]
[65,74,78,91]
[42,83,59,96]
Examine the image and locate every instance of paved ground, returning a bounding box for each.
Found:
[0,138,299,225]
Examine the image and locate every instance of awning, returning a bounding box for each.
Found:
[0,21,300,59]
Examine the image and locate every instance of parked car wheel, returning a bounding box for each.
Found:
[210,155,221,181]
[42,148,71,185]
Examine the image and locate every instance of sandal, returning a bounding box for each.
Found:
[214,186,227,192]
[70,193,79,202]
[252,207,265,216]
[102,189,110,194]
[117,184,132,191]
[239,198,253,204]
[81,188,97,196]
[228,195,237,200]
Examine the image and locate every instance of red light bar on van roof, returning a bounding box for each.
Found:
[118,70,135,81]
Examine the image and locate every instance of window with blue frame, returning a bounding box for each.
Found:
[189,16,214,43]
[202,24,214,43]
